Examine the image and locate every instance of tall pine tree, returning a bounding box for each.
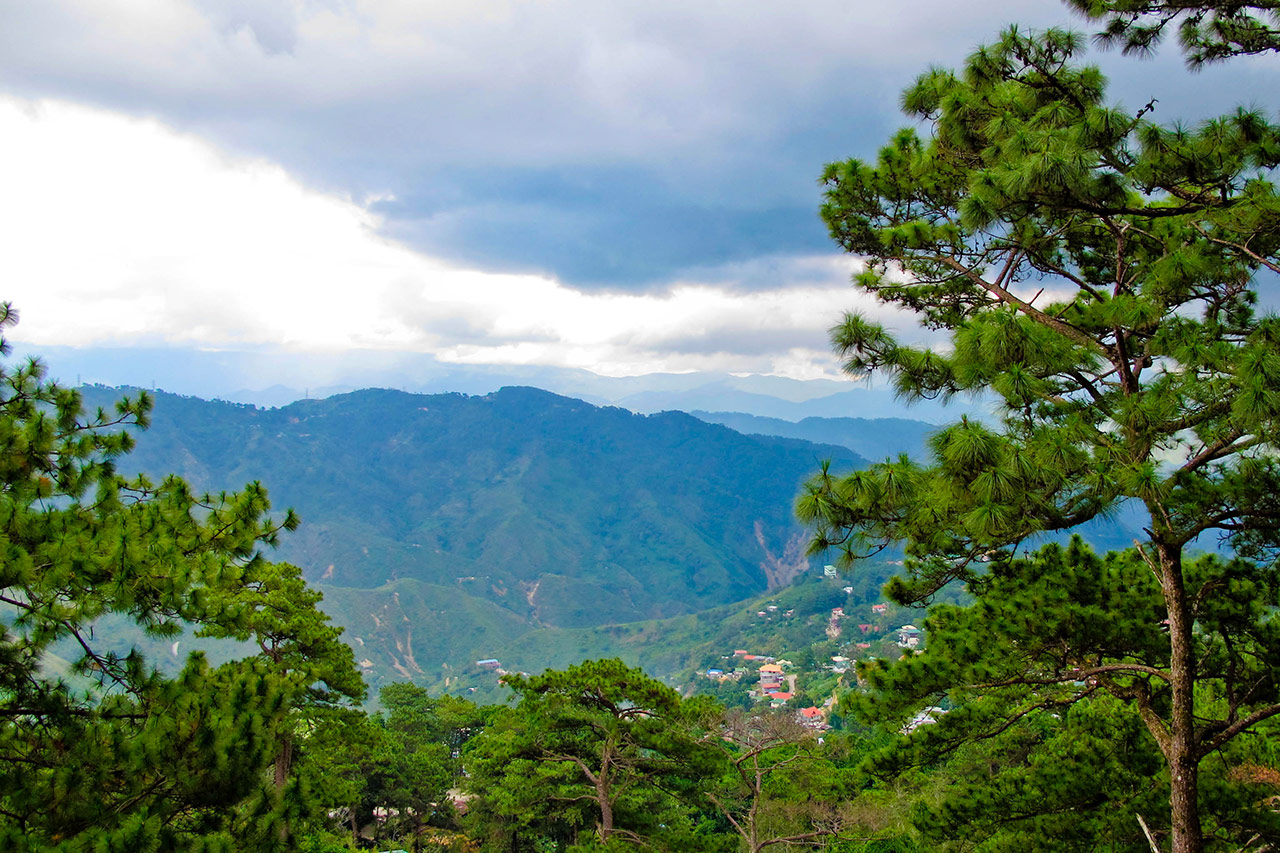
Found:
[464,659,720,850]
[799,27,1280,853]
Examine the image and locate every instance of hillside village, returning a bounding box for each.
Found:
[454,561,942,733]
[694,567,932,730]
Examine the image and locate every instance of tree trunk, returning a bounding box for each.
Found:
[1159,541,1203,853]
[596,741,614,841]
[597,779,614,841]
[749,760,763,853]
[273,731,294,790]
[273,732,295,843]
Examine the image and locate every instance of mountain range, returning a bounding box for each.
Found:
[69,382,1149,692]
[79,384,863,629]
[30,343,990,422]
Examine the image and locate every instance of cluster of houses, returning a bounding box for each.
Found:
[700,595,936,733]
[707,649,780,676]
[758,663,790,705]
[757,659,830,729]
[705,648,778,683]
[703,652,831,729]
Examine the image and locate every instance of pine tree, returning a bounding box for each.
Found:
[1067,0,1280,65]
[463,659,720,849]
[850,539,1280,849]
[193,559,366,846]
[709,710,849,853]
[362,683,483,848]
[197,560,366,788]
[0,304,358,850]
[798,28,1280,853]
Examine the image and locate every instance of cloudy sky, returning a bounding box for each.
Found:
[1,0,1275,391]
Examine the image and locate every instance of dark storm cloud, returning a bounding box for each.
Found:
[0,0,1270,291]
[370,165,832,287]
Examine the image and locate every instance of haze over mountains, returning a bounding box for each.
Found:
[31,343,990,422]
[66,378,1155,692]
[690,412,938,463]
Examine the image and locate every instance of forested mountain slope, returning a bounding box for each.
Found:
[80,385,862,629]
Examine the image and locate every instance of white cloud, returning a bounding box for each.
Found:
[0,97,923,379]
[3,0,1259,287]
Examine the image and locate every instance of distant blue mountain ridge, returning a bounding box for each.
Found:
[21,343,991,422]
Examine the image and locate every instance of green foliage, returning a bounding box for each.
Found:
[194,558,367,841]
[0,305,364,850]
[915,697,1165,851]
[851,539,1280,849]
[292,707,385,844]
[1068,0,1280,66]
[345,684,486,848]
[197,560,365,709]
[801,23,1280,853]
[711,710,861,852]
[381,681,485,754]
[463,659,721,850]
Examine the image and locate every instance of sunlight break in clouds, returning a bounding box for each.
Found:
[0,97,897,379]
